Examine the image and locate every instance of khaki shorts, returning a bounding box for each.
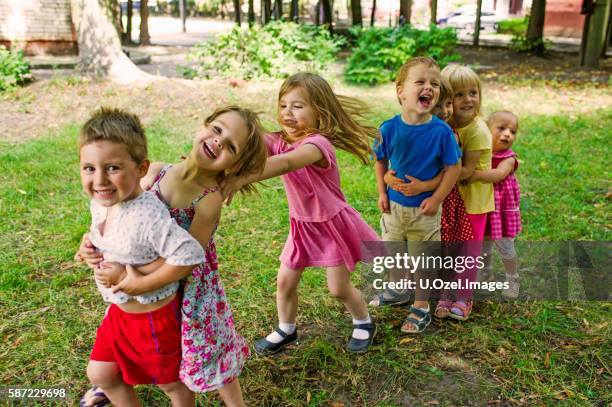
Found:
[380,201,441,244]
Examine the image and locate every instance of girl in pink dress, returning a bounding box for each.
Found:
[223,72,380,354]
[468,111,521,299]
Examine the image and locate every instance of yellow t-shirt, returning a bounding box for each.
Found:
[457,117,495,214]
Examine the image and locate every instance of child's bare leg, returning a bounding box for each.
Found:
[217,378,246,407]
[86,360,141,407]
[326,265,368,319]
[157,381,195,407]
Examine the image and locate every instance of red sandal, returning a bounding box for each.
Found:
[449,300,472,321]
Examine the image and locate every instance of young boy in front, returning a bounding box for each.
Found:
[373,57,462,333]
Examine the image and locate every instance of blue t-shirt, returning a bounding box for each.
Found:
[374,114,461,207]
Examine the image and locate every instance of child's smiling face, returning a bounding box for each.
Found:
[278,86,318,138]
[80,140,148,207]
[452,86,480,127]
[489,112,518,152]
[192,111,249,173]
[433,97,454,123]
[396,64,441,120]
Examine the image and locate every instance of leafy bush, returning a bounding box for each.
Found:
[344,25,460,86]
[509,35,552,54]
[0,46,31,91]
[497,17,528,35]
[188,21,345,80]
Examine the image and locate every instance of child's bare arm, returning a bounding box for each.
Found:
[458,150,482,181]
[386,171,443,197]
[375,160,390,213]
[420,162,461,216]
[469,157,516,183]
[140,162,166,190]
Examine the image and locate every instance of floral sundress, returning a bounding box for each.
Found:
[151,165,249,392]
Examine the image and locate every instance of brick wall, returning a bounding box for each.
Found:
[0,0,77,55]
[544,0,585,38]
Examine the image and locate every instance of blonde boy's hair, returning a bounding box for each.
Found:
[395,56,440,88]
[438,76,454,104]
[78,107,147,163]
[278,72,377,165]
[441,64,483,115]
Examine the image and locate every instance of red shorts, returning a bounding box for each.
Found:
[90,295,182,385]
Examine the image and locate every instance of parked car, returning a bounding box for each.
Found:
[445,9,503,33]
[437,5,477,25]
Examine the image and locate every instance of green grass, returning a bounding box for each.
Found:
[0,102,610,405]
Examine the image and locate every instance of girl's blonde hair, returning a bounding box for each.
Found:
[441,64,482,115]
[278,72,377,165]
[186,105,267,194]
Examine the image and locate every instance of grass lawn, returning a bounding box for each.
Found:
[0,72,610,406]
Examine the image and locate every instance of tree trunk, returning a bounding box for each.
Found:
[430,0,437,25]
[248,0,255,26]
[273,0,282,19]
[179,0,187,32]
[290,0,299,22]
[102,0,122,38]
[321,0,333,32]
[473,0,482,46]
[399,0,412,26]
[580,0,611,67]
[350,0,362,26]
[140,0,150,45]
[233,0,242,24]
[262,0,271,24]
[526,0,546,54]
[370,0,376,26]
[70,0,153,84]
[126,0,133,43]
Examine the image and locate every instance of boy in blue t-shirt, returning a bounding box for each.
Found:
[373,56,461,334]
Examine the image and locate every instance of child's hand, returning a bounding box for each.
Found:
[94,262,126,287]
[76,234,103,269]
[378,194,390,214]
[393,175,427,197]
[419,197,440,216]
[111,265,146,296]
[383,170,403,189]
[220,175,244,206]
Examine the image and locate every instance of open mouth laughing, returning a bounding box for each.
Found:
[202,141,217,159]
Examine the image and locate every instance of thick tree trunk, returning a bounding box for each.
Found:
[430,0,437,25]
[102,0,122,38]
[248,0,255,26]
[290,0,299,22]
[140,0,150,45]
[70,0,153,84]
[399,0,412,26]
[262,0,271,24]
[233,0,242,24]
[370,0,376,26]
[321,0,333,32]
[350,0,362,26]
[581,0,611,67]
[273,0,282,19]
[526,0,546,54]
[473,0,482,46]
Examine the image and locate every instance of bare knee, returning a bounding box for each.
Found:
[87,362,121,388]
[157,381,182,393]
[277,272,299,296]
[328,283,349,300]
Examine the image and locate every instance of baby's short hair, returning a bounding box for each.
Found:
[395,56,440,88]
[78,107,147,164]
[487,110,518,125]
[438,76,454,104]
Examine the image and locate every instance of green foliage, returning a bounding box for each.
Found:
[497,17,528,35]
[345,25,461,86]
[188,21,345,80]
[509,34,552,54]
[0,46,31,91]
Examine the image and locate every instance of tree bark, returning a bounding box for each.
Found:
[350,0,362,26]
[233,0,242,24]
[179,0,187,32]
[399,0,412,26]
[526,0,546,54]
[273,0,282,19]
[321,0,333,32]
[70,0,154,84]
[140,0,150,45]
[126,0,133,43]
[262,0,271,24]
[290,0,299,22]
[581,0,611,67]
[370,0,376,26]
[248,0,255,26]
[430,0,437,25]
[473,0,482,46]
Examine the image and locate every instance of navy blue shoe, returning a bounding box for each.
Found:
[347,321,376,353]
[254,328,298,355]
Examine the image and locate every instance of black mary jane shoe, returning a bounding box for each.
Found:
[254,328,298,355]
[346,321,377,353]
